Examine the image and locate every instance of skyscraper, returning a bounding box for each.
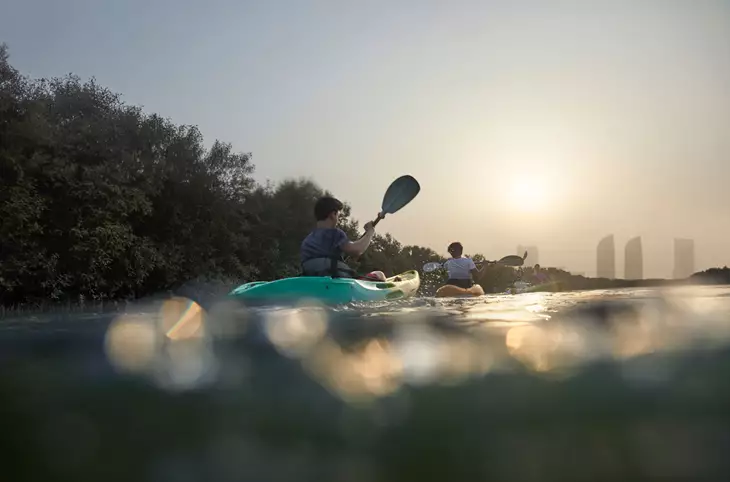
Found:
[624,236,643,280]
[517,245,539,265]
[673,238,695,279]
[596,235,615,279]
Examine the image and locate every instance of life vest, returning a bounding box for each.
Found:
[301,256,357,278]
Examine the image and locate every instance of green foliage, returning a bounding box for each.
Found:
[0,45,260,304]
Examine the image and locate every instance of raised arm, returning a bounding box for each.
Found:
[340,222,376,258]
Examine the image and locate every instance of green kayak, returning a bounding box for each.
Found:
[228,270,421,304]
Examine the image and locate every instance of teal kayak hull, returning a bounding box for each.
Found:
[228,270,420,304]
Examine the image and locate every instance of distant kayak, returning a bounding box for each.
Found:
[435,283,485,298]
[229,270,420,304]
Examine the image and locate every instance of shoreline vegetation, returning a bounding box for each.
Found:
[2,43,728,315]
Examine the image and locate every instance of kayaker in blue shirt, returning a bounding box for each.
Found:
[300,196,387,281]
[443,242,490,289]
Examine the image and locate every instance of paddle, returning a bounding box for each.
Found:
[369,175,421,229]
[496,250,529,267]
[423,251,528,273]
[350,174,419,259]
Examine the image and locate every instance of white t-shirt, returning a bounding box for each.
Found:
[443,257,477,279]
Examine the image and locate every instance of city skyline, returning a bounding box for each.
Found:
[518,237,709,279]
[674,238,695,279]
[589,235,704,280]
[596,235,616,279]
[624,236,643,280]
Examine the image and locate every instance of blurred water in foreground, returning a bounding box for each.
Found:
[2,285,730,482]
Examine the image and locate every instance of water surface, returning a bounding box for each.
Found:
[2,285,730,481]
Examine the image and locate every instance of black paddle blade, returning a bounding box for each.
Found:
[381,175,420,215]
[497,255,526,267]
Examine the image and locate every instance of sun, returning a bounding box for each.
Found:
[508,178,548,213]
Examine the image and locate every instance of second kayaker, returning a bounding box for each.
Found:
[443,241,490,289]
[300,196,387,281]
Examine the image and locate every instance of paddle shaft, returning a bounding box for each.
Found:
[356,213,384,239]
[424,253,526,272]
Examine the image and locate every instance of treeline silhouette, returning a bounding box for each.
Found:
[691,267,730,285]
[1,45,726,307]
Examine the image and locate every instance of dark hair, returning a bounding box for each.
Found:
[314,196,344,221]
[447,242,463,255]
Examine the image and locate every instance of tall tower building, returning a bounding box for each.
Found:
[673,238,695,279]
[624,236,643,280]
[517,245,539,265]
[596,235,615,279]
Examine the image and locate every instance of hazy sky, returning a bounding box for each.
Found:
[3,0,729,277]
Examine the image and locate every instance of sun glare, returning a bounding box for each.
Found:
[509,178,547,213]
